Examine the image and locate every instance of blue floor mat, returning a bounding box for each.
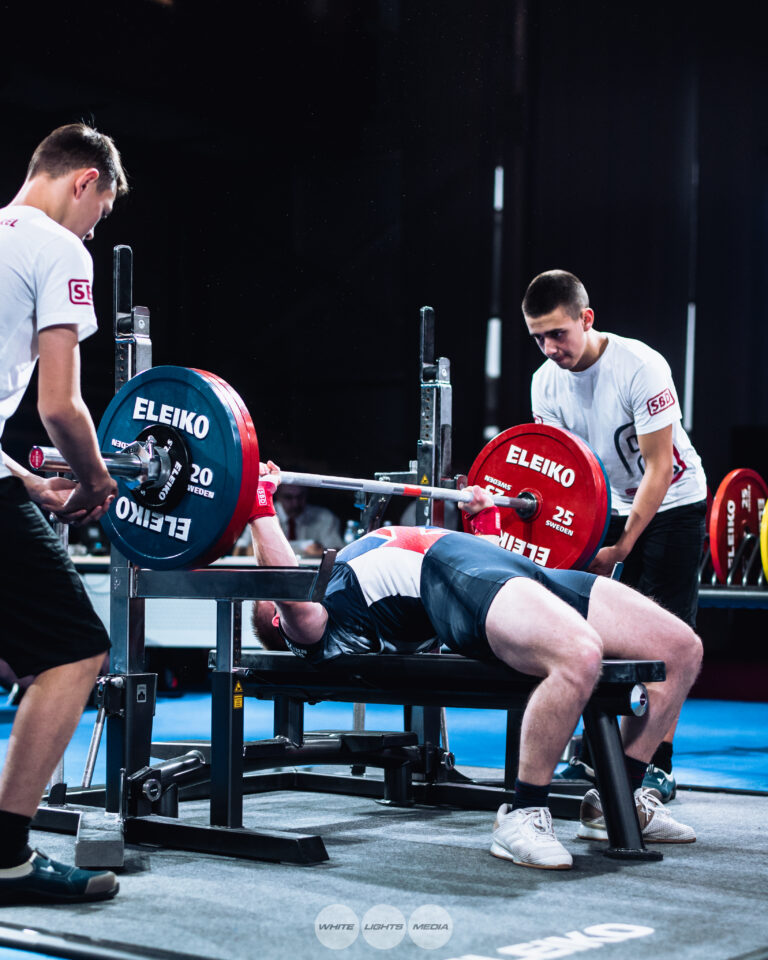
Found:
[666,699,768,791]
[1,695,767,792]
[0,952,59,960]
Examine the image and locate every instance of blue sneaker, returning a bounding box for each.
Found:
[642,764,677,803]
[0,850,118,904]
[553,757,596,784]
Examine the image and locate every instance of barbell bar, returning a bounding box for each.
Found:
[27,365,611,570]
[30,443,535,516]
[278,471,536,514]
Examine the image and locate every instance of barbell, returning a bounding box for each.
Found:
[31,450,537,514]
[28,366,612,571]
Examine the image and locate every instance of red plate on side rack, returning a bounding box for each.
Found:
[709,468,768,583]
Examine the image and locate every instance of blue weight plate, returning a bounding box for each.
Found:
[97,366,246,569]
[574,438,613,570]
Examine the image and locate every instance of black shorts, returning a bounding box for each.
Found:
[606,500,706,628]
[0,477,110,678]
[421,532,597,659]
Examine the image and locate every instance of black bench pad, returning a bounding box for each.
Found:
[222,651,665,712]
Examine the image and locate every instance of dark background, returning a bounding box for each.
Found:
[2,1,767,680]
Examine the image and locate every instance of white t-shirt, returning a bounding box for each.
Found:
[531,332,706,515]
[0,205,98,479]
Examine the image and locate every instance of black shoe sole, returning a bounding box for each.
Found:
[0,883,119,905]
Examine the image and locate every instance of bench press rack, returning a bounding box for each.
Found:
[32,245,664,867]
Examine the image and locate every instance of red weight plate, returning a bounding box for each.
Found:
[188,370,251,565]
[193,370,259,562]
[709,468,768,583]
[194,371,259,564]
[464,423,610,570]
[559,431,611,568]
[190,370,259,564]
[206,371,260,473]
[203,372,260,530]
[201,371,260,498]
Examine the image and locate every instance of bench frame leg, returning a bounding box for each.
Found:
[583,706,663,861]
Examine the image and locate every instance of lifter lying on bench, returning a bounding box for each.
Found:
[246,460,703,871]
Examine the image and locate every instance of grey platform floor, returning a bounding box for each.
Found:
[2,772,767,960]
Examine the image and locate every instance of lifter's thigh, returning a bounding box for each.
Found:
[587,577,701,668]
[485,577,603,679]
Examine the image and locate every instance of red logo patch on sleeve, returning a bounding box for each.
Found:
[68,279,93,305]
[647,388,675,416]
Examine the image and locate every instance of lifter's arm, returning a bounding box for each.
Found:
[250,466,497,644]
[36,325,117,522]
[249,461,329,644]
[588,424,674,576]
[459,485,501,544]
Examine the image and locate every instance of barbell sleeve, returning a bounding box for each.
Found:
[29,445,163,484]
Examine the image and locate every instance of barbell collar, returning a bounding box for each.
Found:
[29,444,163,485]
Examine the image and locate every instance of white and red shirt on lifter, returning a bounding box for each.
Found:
[531,332,706,516]
[318,526,450,655]
[0,205,98,481]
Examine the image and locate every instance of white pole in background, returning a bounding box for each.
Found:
[484,165,505,442]
[683,301,696,433]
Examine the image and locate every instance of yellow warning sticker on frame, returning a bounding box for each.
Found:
[234,681,243,694]
[233,695,244,709]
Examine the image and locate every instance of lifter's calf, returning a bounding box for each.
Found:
[514,632,604,786]
[0,652,105,818]
[623,622,702,763]
[586,578,703,764]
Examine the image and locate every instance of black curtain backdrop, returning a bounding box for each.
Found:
[1,0,766,530]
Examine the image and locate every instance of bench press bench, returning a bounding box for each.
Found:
[33,555,666,868]
[183,649,666,863]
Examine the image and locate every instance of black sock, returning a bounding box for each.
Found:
[651,741,673,774]
[624,755,648,793]
[0,810,32,868]
[512,778,550,811]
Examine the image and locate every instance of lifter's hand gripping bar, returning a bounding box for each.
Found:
[29,446,538,520]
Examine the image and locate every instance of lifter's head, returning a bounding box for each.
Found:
[522,270,601,372]
[16,123,128,241]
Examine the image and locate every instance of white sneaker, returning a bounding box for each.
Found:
[578,787,696,844]
[490,805,573,870]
